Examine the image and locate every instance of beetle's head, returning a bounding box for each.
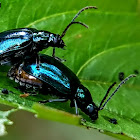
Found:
[75,85,99,121]
[53,35,66,49]
[85,103,99,121]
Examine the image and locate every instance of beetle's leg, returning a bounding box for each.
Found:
[17,63,24,76]
[52,47,55,58]
[7,65,16,80]
[8,63,21,79]
[36,54,40,70]
[73,99,79,115]
[39,98,68,104]
[73,99,86,123]
[52,47,66,62]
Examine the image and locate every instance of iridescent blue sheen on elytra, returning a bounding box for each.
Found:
[23,55,80,95]
[0,38,28,53]
[30,63,70,89]
[0,29,32,54]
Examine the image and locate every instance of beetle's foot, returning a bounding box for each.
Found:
[52,47,66,62]
[38,100,48,104]
[80,118,90,129]
[81,118,86,123]
[54,56,66,62]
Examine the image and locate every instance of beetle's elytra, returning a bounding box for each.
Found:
[0,6,97,65]
[8,54,136,121]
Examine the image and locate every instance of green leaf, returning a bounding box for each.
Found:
[33,103,81,125]
[0,0,140,139]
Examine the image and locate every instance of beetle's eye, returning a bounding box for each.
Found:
[87,104,94,113]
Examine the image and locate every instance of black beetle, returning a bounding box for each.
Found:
[0,6,97,65]
[1,88,9,94]
[118,72,125,81]
[8,54,136,121]
[109,118,118,124]
[134,70,139,75]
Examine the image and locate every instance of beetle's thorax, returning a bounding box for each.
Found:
[75,85,93,103]
[33,31,65,49]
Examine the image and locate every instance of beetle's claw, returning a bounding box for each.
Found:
[81,118,86,123]
[38,100,49,104]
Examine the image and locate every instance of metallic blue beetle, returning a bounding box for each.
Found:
[0,6,97,65]
[8,54,136,121]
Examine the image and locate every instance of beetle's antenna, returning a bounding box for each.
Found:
[61,21,88,38]
[60,6,97,38]
[71,6,97,22]
[99,74,136,110]
[98,82,116,110]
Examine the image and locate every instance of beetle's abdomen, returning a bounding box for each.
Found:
[8,65,43,89]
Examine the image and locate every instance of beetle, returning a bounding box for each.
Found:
[1,88,9,94]
[134,70,139,75]
[0,6,97,66]
[109,118,118,124]
[8,54,136,121]
[118,72,125,81]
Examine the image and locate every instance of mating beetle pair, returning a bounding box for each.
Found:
[0,6,136,121]
[8,54,136,121]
